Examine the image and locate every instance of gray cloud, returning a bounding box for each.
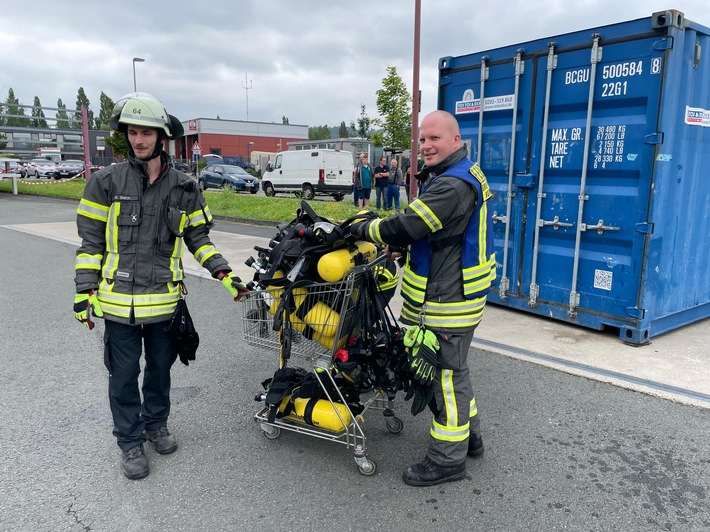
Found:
[1,0,706,127]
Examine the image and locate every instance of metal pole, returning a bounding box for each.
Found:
[409,0,421,203]
[132,57,145,92]
[81,105,91,182]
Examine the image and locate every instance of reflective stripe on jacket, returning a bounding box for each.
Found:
[75,154,229,324]
[400,159,495,330]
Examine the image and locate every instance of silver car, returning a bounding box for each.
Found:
[25,159,57,179]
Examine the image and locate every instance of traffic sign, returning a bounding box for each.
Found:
[192,141,201,152]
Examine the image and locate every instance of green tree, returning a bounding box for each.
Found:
[56,99,71,129]
[104,129,128,158]
[4,88,29,127]
[0,102,4,127]
[0,133,7,150]
[308,124,331,140]
[73,87,94,129]
[338,121,349,138]
[30,96,48,128]
[96,91,115,130]
[356,104,371,139]
[373,66,411,149]
[282,115,289,124]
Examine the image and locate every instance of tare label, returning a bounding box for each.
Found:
[685,106,710,127]
[455,94,515,114]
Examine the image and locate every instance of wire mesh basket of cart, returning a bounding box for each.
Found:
[241,255,406,476]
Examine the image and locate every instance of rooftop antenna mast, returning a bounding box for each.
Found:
[242,72,252,121]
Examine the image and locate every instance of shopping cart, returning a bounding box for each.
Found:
[241,255,405,476]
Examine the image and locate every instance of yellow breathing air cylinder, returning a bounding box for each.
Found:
[292,290,340,338]
[279,396,352,432]
[317,241,378,282]
[266,270,285,315]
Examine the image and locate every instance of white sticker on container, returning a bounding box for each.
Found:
[593,269,613,291]
[656,154,673,162]
[685,106,710,127]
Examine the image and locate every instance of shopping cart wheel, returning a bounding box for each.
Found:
[385,416,404,434]
[262,426,281,440]
[358,459,377,476]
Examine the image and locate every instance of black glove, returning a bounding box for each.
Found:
[349,222,368,240]
[405,380,434,416]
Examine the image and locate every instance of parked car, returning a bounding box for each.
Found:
[198,164,259,193]
[24,159,57,179]
[170,159,191,173]
[53,160,85,179]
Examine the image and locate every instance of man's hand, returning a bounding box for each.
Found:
[220,272,249,301]
[73,290,103,330]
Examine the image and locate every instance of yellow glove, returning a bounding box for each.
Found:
[73,290,103,330]
[220,272,249,301]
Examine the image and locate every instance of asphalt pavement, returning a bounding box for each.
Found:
[1,193,709,532]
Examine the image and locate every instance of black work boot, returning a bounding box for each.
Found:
[468,434,485,458]
[121,444,149,480]
[146,427,178,455]
[402,457,466,487]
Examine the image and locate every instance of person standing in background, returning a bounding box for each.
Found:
[374,156,389,210]
[387,158,403,211]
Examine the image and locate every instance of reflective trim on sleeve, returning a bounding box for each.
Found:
[366,219,386,246]
[77,199,109,222]
[188,205,213,227]
[194,244,219,265]
[409,199,442,233]
[75,253,103,271]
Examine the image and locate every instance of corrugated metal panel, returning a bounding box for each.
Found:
[438,10,710,344]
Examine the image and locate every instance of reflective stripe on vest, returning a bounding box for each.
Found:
[402,159,496,327]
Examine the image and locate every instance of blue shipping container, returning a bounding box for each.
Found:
[438,10,710,344]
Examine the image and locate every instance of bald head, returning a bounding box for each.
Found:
[419,111,461,167]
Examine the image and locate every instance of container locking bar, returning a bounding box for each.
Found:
[476,56,489,165]
[499,49,525,301]
[568,34,602,320]
[580,219,620,235]
[538,215,574,231]
[528,42,557,308]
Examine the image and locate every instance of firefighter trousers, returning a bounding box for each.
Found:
[426,329,481,466]
[103,320,177,451]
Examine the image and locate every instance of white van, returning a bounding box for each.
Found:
[262,149,353,201]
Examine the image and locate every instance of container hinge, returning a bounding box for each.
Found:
[634,222,654,235]
[644,132,664,145]
[528,283,539,307]
[652,37,674,52]
[625,306,646,319]
[498,277,510,300]
[439,76,452,87]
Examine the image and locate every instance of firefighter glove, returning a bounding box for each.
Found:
[221,272,249,301]
[349,222,368,240]
[406,381,435,416]
[73,290,103,330]
[405,326,439,385]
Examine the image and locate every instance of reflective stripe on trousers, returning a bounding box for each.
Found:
[427,328,480,466]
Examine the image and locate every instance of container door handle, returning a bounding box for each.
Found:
[537,216,573,230]
[580,219,620,235]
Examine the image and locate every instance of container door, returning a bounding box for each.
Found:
[442,31,665,333]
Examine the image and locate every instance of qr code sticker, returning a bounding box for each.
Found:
[593,269,613,291]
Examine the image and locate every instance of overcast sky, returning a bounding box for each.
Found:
[1,0,707,128]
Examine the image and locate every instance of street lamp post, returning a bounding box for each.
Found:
[247,141,255,168]
[132,57,145,92]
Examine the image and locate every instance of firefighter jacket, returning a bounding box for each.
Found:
[74,154,230,325]
[360,147,496,333]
